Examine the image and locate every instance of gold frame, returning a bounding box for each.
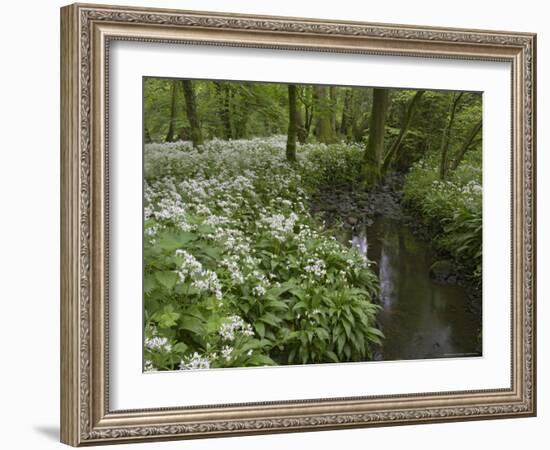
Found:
[60,2,537,446]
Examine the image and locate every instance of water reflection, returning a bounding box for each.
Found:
[351,233,368,255]
[379,246,395,308]
[347,219,481,361]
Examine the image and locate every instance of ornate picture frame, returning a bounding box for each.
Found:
[60,3,536,446]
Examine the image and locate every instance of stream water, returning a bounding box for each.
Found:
[344,218,481,361]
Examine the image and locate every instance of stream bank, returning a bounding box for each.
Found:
[310,174,482,361]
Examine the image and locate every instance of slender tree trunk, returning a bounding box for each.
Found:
[165,80,178,142]
[339,89,354,141]
[439,92,464,179]
[314,86,337,143]
[303,86,314,138]
[449,119,482,171]
[363,88,390,187]
[286,84,298,162]
[329,86,338,132]
[381,90,425,174]
[181,80,203,148]
[231,86,249,138]
[214,82,232,140]
[296,88,307,144]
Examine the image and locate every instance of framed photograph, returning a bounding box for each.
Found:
[60,3,536,446]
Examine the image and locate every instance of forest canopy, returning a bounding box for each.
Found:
[144,77,482,183]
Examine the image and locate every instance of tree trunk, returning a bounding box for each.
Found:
[165,80,178,142]
[296,88,308,144]
[339,89,354,141]
[181,80,203,148]
[363,88,390,187]
[329,86,338,132]
[449,119,482,171]
[231,86,249,139]
[353,113,369,142]
[303,86,314,138]
[286,84,298,162]
[381,90,425,174]
[214,82,232,140]
[439,92,464,179]
[314,85,337,144]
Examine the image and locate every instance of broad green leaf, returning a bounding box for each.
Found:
[179,314,204,335]
[155,271,178,290]
[158,232,197,252]
[172,342,188,353]
[258,312,281,327]
[144,274,157,294]
[156,305,180,328]
[254,322,265,339]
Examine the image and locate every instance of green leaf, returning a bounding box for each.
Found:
[172,342,188,354]
[288,347,297,364]
[158,232,197,251]
[201,246,221,260]
[368,327,385,338]
[259,312,282,327]
[240,339,270,353]
[144,274,157,294]
[248,354,276,366]
[265,299,288,311]
[254,322,265,339]
[197,224,215,234]
[289,288,306,300]
[337,333,346,355]
[342,320,352,339]
[155,271,178,290]
[316,328,330,340]
[179,314,204,335]
[206,316,221,334]
[266,285,291,297]
[156,305,180,328]
[291,301,307,313]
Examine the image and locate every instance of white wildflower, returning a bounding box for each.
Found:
[221,346,233,361]
[179,352,211,370]
[144,360,157,372]
[175,249,203,283]
[218,315,254,341]
[304,258,327,278]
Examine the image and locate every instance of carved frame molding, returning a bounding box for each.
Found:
[60,3,536,446]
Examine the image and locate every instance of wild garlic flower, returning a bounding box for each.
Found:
[144,360,157,372]
[144,336,172,352]
[304,258,327,278]
[252,285,267,297]
[218,315,254,341]
[179,352,211,370]
[191,270,223,301]
[259,212,299,241]
[221,346,233,361]
[220,256,245,285]
[175,250,203,283]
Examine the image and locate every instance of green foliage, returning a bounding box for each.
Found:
[299,142,364,188]
[143,137,382,371]
[144,78,289,143]
[402,155,482,284]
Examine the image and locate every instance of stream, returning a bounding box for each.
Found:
[311,176,482,362]
[343,218,482,361]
